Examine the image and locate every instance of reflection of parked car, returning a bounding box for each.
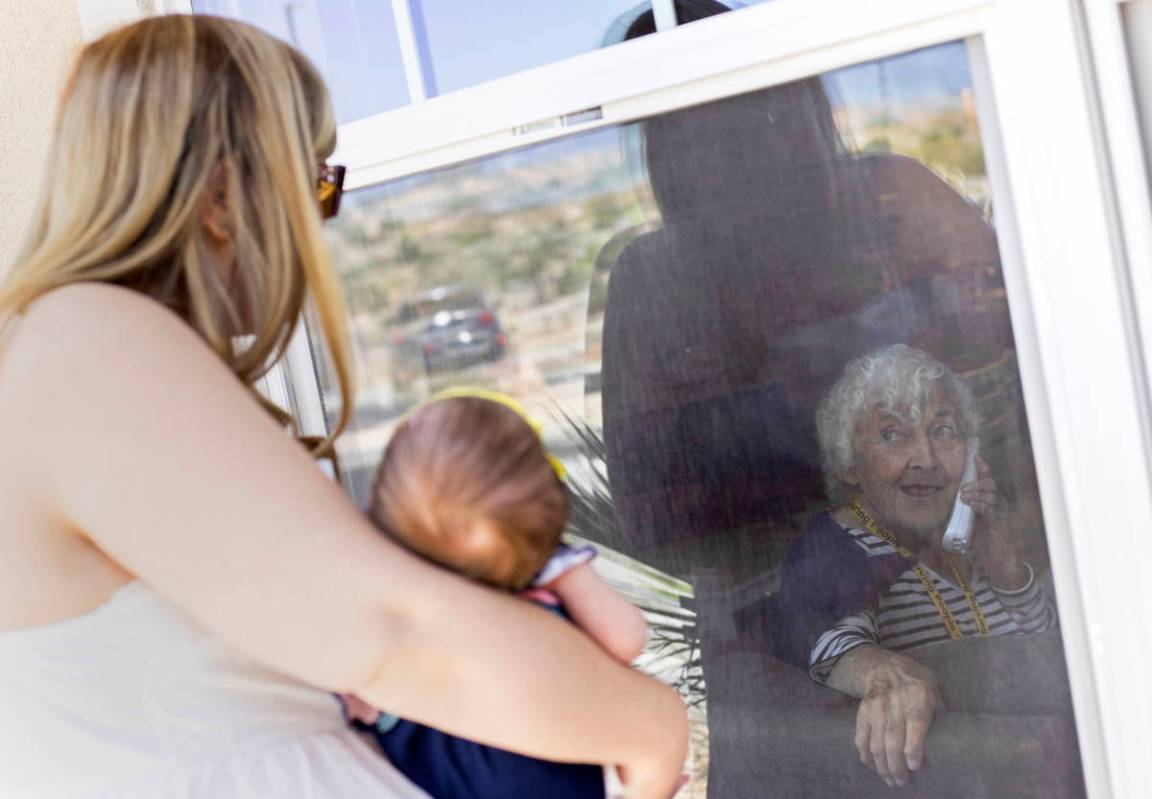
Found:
[389,285,505,375]
[420,308,506,372]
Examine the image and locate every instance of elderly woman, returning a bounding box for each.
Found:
[774,344,1055,789]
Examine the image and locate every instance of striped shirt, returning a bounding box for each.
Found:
[808,522,1056,682]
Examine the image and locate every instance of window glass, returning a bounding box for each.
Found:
[192,0,409,122]
[318,35,1085,799]
[411,1,653,95]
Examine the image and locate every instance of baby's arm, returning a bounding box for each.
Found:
[550,562,648,664]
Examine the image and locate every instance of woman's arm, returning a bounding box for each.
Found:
[7,285,686,797]
[550,562,648,664]
[826,644,940,789]
[809,602,937,787]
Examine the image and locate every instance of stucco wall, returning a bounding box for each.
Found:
[0,0,165,275]
[0,1,84,274]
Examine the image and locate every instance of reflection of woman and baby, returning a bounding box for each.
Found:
[775,345,1055,788]
[603,0,1032,579]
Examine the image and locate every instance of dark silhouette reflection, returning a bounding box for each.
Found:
[598,2,1077,797]
[604,3,1019,580]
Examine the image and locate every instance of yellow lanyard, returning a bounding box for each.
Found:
[846,502,989,639]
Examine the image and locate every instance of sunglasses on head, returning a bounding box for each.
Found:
[317,163,346,220]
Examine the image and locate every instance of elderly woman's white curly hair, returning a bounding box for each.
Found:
[816,344,980,504]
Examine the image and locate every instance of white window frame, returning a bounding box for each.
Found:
[334,0,994,187]
[93,0,1152,794]
[1082,0,1152,445]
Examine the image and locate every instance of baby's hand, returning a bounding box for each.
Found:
[338,693,381,726]
[550,562,649,664]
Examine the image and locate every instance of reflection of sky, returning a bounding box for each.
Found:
[828,43,971,108]
[193,3,970,122]
[193,0,409,122]
[414,1,650,95]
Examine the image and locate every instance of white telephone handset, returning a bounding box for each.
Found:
[942,437,979,554]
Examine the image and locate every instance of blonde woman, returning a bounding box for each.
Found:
[0,15,686,798]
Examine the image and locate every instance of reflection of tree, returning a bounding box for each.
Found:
[340,187,645,311]
[320,153,650,404]
[920,115,985,176]
[848,104,988,208]
[397,233,428,265]
[556,407,705,710]
[322,131,651,327]
[586,192,631,230]
[509,214,575,302]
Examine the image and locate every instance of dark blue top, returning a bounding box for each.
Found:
[773,510,910,671]
[373,718,604,799]
[369,603,604,799]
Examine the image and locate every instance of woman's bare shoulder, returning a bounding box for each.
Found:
[17,283,198,354]
[0,287,184,624]
[849,153,995,259]
[851,152,937,182]
[5,284,229,398]
[852,153,976,206]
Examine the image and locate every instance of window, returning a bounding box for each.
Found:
[190,1,832,121]
[315,34,1090,795]
[192,0,409,121]
[243,0,1152,792]
[192,0,668,118]
[408,0,654,95]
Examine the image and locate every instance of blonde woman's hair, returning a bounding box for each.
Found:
[1,14,353,452]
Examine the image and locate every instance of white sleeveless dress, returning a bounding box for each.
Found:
[0,581,431,798]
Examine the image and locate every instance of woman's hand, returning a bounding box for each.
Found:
[615,686,690,799]
[961,457,1027,589]
[827,645,940,788]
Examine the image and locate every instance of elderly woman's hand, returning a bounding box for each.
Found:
[961,456,1028,589]
[827,644,941,787]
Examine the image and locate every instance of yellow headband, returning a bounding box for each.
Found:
[405,387,567,481]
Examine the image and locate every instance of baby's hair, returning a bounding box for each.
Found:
[369,396,568,589]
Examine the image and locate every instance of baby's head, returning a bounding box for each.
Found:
[369,393,568,590]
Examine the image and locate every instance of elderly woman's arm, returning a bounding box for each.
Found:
[963,458,1058,634]
[986,563,1057,633]
[826,644,941,789]
[10,286,688,799]
[807,605,939,788]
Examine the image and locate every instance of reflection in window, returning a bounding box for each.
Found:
[411,0,653,95]
[317,36,1084,799]
[192,0,409,122]
[321,126,647,501]
[194,1,659,111]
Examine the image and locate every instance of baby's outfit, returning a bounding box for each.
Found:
[357,543,617,799]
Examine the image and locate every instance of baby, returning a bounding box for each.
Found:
[346,389,649,799]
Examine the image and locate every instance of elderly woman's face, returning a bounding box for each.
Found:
[845,385,968,544]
